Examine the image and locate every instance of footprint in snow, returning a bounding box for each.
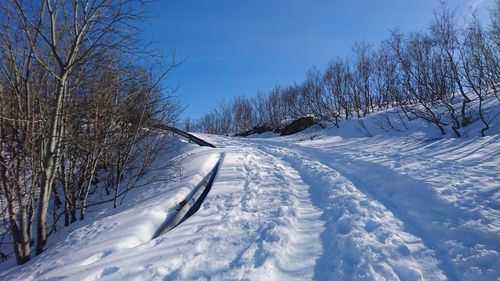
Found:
[336,217,353,235]
[80,249,114,266]
[100,266,120,277]
[364,220,381,232]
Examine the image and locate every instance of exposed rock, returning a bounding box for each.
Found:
[280,116,318,136]
[236,125,273,137]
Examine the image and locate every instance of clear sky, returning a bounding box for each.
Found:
[141,0,495,120]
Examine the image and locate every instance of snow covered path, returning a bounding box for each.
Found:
[207,137,447,280]
[260,144,447,280]
[2,132,498,280]
[201,133,499,281]
[150,145,326,280]
[148,138,451,280]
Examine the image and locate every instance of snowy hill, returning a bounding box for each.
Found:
[1,100,499,281]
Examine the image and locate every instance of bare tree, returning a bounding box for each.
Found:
[324,58,353,125]
[461,15,498,136]
[233,96,254,132]
[0,0,180,264]
[352,41,374,116]
[431,3,471,127]
[490,0,500,48]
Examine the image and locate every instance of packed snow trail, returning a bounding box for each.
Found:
[2,131,498,280]
[284,133,500,281]
[161,145,326,280]
[155,140,445,280]
[206,137,447,280]
[201,134,498,281]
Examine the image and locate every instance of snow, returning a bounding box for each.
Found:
[1,99,499,280]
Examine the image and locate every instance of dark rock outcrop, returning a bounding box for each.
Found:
[280,116,318,136]
[236,125,274,137]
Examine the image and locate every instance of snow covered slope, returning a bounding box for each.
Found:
[1,102,499,280]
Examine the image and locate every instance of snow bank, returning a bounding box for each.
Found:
[0,143,219,281]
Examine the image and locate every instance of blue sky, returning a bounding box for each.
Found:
[142,0,495,120]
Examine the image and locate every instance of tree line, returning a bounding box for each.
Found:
[193,3,499,137]
[0,0,180,264]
